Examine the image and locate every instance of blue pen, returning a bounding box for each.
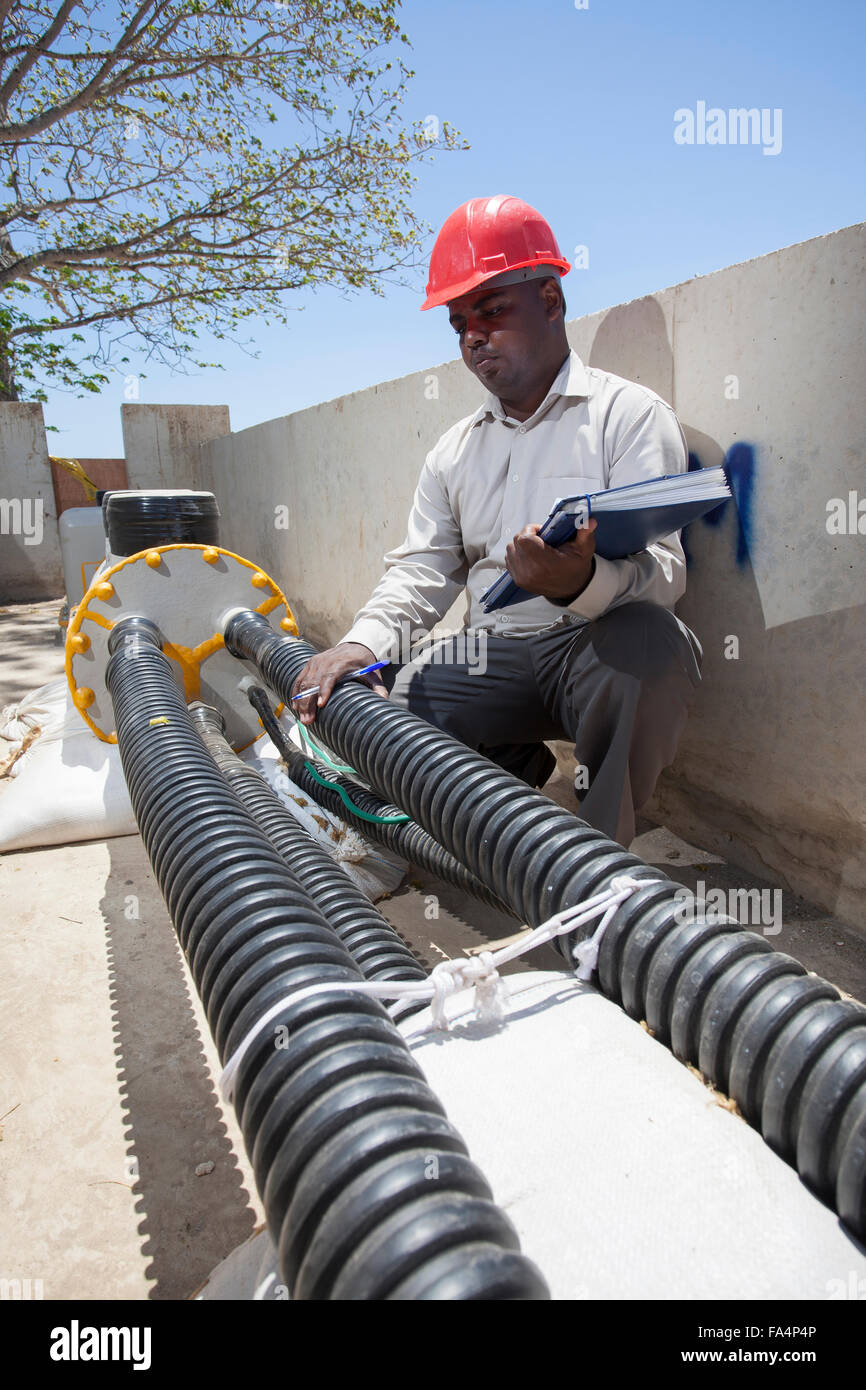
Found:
[291,660,388,702]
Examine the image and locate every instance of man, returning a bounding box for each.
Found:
[292,195,702,847]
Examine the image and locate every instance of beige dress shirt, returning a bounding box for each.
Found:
[341,349,689,661]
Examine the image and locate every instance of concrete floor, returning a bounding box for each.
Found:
[2,599,865,1300]
[0,598,67,705]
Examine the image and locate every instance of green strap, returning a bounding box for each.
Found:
[302,760,410,826]
[295,719,358,775]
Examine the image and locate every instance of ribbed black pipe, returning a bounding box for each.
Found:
[246,685,512,916]
[189,702,428,1022]
[225,610,866,1241]
[105,620,549,1300]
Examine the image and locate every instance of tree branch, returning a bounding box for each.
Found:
[0,0,82,112]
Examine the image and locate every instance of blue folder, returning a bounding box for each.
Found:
[481,469,731,613]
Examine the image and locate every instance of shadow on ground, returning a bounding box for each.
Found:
[100,836,260,1299]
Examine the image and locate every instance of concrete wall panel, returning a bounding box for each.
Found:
[0,402,64,602]
[122,403,230,493]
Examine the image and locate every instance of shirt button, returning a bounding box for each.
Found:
[518,426,526,434]
[500,615,510,623]
[512,473,519,483]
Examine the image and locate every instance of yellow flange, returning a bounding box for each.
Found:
[66,543,298,745]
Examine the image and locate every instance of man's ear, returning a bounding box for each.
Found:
[539,277,566,321]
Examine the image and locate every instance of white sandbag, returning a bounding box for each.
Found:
[0,721,138,850]
[194,1226,286,1301]
[0,677,73,776]
[198,971,866,1300]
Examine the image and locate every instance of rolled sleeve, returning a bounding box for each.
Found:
[339,616,403,663]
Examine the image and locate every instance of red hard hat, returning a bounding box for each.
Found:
[421,195,571,311]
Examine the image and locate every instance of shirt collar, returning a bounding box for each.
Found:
[473,349,591,428]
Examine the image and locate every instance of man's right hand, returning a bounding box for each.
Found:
[291,642,387,726]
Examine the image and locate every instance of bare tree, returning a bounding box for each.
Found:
[0,1,463,401]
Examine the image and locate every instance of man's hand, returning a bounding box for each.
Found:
[505,519,598,603]
[291,642,388,726]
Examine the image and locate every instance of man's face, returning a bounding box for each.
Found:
[447,278,563,405]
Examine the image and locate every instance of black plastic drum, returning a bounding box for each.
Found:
[103,489,220,556]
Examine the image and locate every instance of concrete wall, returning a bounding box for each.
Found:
[0,402,64,602]
[0,404,230,603]
[191,222,866,926]
[122,403,230,493]
[195,372,484,648]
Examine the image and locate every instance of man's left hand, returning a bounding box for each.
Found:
[505,519,598,603]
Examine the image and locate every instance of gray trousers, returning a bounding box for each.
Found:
[385,602,703,848]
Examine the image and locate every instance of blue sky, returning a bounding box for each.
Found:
[44,0,866,457]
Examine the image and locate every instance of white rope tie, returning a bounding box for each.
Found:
[572,891,629,981]
[427,950,510,1030]
[219,873,660,1103]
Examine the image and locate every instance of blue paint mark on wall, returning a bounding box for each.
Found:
[684,442,755,567]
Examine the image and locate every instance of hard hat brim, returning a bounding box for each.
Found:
[421,255,571,311]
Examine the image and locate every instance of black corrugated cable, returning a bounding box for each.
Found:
[223,609,866,1241]
[105,616,549,1301]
